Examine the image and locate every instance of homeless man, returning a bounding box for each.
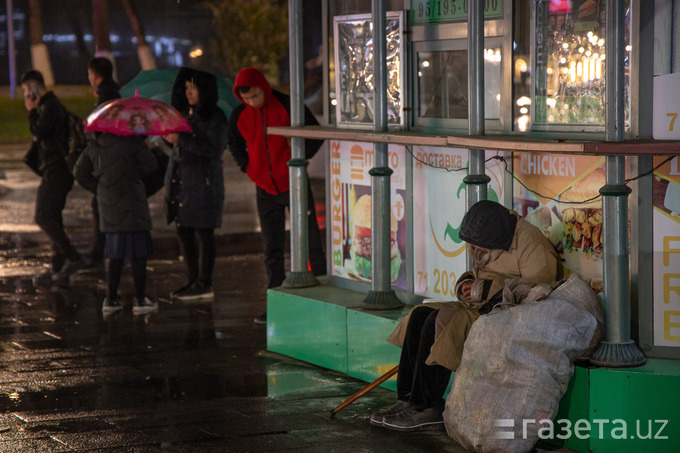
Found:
[371,200,560,432]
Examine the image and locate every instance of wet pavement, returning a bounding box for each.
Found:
[0,144,467,452]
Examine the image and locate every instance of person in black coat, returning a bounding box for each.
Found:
[20,70,85,283]
[74,133,159,315]
[85,57,121,267]
[163,67,227,301]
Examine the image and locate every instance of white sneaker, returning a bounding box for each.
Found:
[102,297,123,314]
[132,296,158,315]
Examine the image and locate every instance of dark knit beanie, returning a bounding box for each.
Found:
[459,200,517,251]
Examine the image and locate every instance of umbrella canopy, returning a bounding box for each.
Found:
[120,68,240,118]
[85,91,191,136]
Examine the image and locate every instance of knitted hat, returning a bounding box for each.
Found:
[459,200,517,251]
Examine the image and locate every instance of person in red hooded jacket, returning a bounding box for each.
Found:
[227,68,326,325]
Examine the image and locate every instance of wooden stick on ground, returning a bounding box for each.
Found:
[330,365,399,416]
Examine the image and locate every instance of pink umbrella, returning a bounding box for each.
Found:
[84,90,191,136]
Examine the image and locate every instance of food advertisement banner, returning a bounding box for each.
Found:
[412,147,504,299]
[653,156,680,347]
[513,153,606,292]
[329,141,407,290]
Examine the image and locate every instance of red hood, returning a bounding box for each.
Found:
[233,68,273,105]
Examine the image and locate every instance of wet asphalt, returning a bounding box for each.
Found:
[0,144,466,452]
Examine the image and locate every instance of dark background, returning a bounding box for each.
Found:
[0,0,322,87]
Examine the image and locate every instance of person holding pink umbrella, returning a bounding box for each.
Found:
[74,132,160,315]
[162,67,227,302]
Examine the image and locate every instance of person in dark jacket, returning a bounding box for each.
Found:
[227,67,327,325]
[74,133,159,315]
[162,67,227,301]
[88,57,120,106]
[19,70,85,283]
[85,57,121,267]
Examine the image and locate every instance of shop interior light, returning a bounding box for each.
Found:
[545,98,556,108]
[517,115,529,132]
[519,107,528,114]
[578,47,584,53]
[625,45,632,51]
[582,58,590,82]
[517,96,531,106]
[421,60,430,68]
[577,61,583,77]
[547,67,553,75]
[569,61,576,82]
[598,39,605,47]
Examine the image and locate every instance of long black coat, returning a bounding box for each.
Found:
[74,134,157,233]
[164,68,226,229]
[29,91,69,173]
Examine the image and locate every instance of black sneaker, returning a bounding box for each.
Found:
[52,257,87,281]
[253,313,267,325]
[173,283,214,301]
[369,400,411,427]
[102,297,123,314]
[381,404,445,432]
[133,296,158,315]
[170,282,193,298]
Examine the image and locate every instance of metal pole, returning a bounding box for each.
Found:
[464,0,490,228]
[7,0,17,99]
[362,0,401,309]
[282,0,318,288]
[590,0,645,367]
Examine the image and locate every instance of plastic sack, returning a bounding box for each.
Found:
[443,274,603,453]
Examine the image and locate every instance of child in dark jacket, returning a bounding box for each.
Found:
[74,133,159,315]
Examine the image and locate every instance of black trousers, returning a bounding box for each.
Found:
[397,306,452,409]
[256,185,326,289]
[34,165,80,263]
[176,226,216,287]
[89,196,105,261]
[108,257,147,301]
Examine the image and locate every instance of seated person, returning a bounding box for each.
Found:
[371,200,560,432]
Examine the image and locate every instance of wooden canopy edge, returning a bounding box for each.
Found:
[267,126,680,155]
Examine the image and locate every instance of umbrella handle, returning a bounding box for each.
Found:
[330,365,399,416]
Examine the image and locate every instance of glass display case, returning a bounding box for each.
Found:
[531,0,630,131]
[333,12,405,129]
[413,38,503,131]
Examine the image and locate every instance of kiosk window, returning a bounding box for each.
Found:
[416,47,501,121]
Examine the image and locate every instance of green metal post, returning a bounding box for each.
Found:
[464,0,490,214]
[362,0,402,309]
[282,0,318,288]
[590,0,645,367]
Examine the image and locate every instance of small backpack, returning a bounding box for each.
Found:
[64,110,88,172]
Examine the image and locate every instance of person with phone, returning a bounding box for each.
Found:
[20,70,85,283]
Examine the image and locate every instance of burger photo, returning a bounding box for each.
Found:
[350,194,402,281]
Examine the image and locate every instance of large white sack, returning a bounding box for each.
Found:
[443,275,603,453]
